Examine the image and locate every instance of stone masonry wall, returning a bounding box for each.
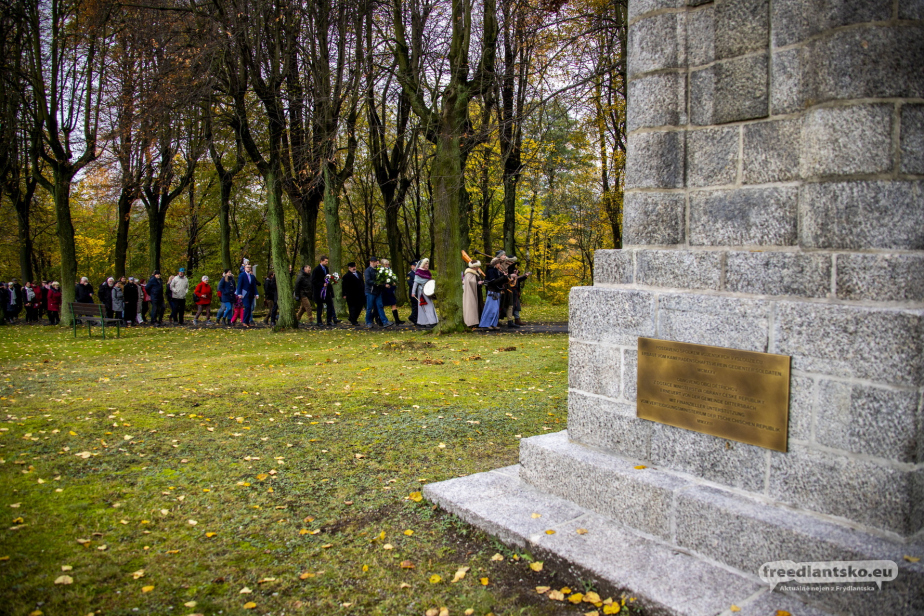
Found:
[570,0,924,539]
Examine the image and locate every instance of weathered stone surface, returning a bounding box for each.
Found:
[626,131,685,189]
[568,341,622,400]
[899,0,924,20]
[770,49,803,115]
[649,424,768,491]
[685,4,714,66]
[771,0,892,48]
[628,13,685,77]
[835,253,924,302]
[569,287,656,346]
[714,53,769,124]
[804,26,924,104]
[519,432,683,539]
[593,249,634,285]
[628,72,687,132]
[687,126,738,187]
[689,67,715,126]
[731,592,837,616]
[690,187,798,246]
[799,181,924,250]
[624,349,638,402]
[714,0,769,60]
[624,192,686,245]
[773,300,924,387]
[636,249,723,290]
[901,103,924,175]
[725,251,831,297]
[815,380,920,463]
[567,391,652,458]
[801,104,893,178]
[742,118,801,184]
[787,375,814,443]
[657,292,771,352]
[768,444,922,536]
[628,0,685,21]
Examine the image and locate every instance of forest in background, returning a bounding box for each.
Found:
[0,0,627,330]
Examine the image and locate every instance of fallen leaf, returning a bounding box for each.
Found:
[256,473,268,481]
[383,543,393,550]
[531,513,541,519]
[425,610,438,616]
[569,592,585,604]
[545,529,556,535]
[299,572,316,579]
[585,612,600,616]
[76,538,90,545]
[75,451,92,459]
[403,529,414,536]
[490,553,504,561]
[205,532,217,538]
[548,590,565,601]
[585,592,601,603]
[633,465,647,470]
[187,520,198,526]
[354,454,365,459]
[480,577,489,586]
[775,612,791,616]
[465,610,475,616]
[439,608,449,616]
[729,607,741,613]
[536,586,551,594]
[408,492,423,502]
[344,500,353,505]
[239,587,252,594]
[602,604,620,615]
[400,561,415,569]
[54,575,73,585]
[141,585,154,593]
[576,528,588,535]
[904,555,921,563]
[132,569,145,579]
[184,601,197,608]
[561,587,572,594]
[429,574,442,584]
[243,602,256,609]
[451,566,470,582]
[321,543,333,548]
[342,602,353,608]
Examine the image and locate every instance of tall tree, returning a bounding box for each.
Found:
[391,0,497,332]
[205,101,246,271]
[24,0,111,325]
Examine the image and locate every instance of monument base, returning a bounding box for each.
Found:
[425,432,924,616]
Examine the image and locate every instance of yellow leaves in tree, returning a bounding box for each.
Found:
[451,566,469,583]
[409,492,423,502]
[529,562,543,572]
[429,574,442,584]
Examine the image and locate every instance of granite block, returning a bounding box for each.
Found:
[714,53,769,124]
[771,0,893,48]
[804,26,924,104]
[788,375,814,443]
[714,0,769,60]
[567,390,652,458]
[687,126,739,187]
[569,286,656,346]
[593,249,634,285]
[899,0,924,20]
[628,72,687,132]
[568,340,622,400]
[725,251,831,297]
[690,187,798,246]
[519,432,684,539]
[628,12,685,77]
[742,118,801,184]
[731,592,837,616]
[649,423,768,491]
[835,253,924,302]
[636,249,723,290]
[624,348,638,402]
[690,66,715,126]
[773,300,924,387]
[768,444,922,536]
[685,4,714,66]
[799,181,924,250]
[624,192,686,245]
[626,131,685,189]
[770,48,803,115]
[815,380,919,463]
[801,104,893,178]
[657,292,771,352]
[628,0,685,22]
[901,103,924,175]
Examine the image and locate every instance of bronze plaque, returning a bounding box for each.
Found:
[637,337,791,452]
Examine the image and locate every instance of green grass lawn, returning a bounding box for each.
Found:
[0,323,640,616]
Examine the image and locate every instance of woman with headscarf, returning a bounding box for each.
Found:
[411,258,438,328]
[462,260,483,328]
[194,275,213,324]
[478,256,508,330]
[111,280,125,323]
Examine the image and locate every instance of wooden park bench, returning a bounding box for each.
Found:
[70,302,121,339]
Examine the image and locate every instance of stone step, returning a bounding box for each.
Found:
[424,466,837,616]
[517,431,924,616]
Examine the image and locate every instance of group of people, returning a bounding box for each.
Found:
[2,250,529,330]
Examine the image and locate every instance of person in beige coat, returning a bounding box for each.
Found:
[462,260,483,327]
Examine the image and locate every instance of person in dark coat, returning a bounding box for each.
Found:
[123,278,139,326]
[46,282,62,324]
[75,277,94,303]
[341,262,365,325]
[364,257,391,328]
[263,272,278,325]
[146,272,165,325]
[236,262,258,327]
[0,283,10,324]
[98,278,115,318]
[406,261,418,325]
[293,265,312,324]
[216,270,236,324]
[310,256,336,326]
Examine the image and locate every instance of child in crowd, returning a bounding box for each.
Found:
[231,294,245,324]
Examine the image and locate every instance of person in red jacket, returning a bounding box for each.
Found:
[46,282,62,325]
[193,276,213,324]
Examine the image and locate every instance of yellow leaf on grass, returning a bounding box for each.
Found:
[131,569,145,579]
[465,610,475,616]
[425,610,438,616]
[490,553,504,561]
[0,556,8,561]
[409,492,423,502]
[569,592,584,604]
[256,473,268,481]
[547,590,565,601]
[529,562,543,572]
[299,572,316,579]
[585,612,600,616]
[451,566,470,582]
[905,555,921,563]
[480,577,489,586]
[585,592,602,603]
[602,604,621,615]
[383,543,393,550]
[205,532,217,538]
[239,587,252,594]
[576,528,589,535]
[258,578,276,584]
[61,565,72,572]
[54,575,73,585]
[400,561,415,569]
[536,586,550,594]
[400,582,411,588]
[429,574,442,584]
[243,602,257,609]
[362,565,369,572]
[403,529,414,536]
[321,543,333,549]
[141,585,154,593]
[184,601,197,608]
[69,431,77,436]
[561,587,572,594]
[438,608,449,616]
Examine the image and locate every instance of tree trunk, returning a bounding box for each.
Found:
[265,166,295,329]
[219,175,233,271]
[322,166,345,316]
[147,201,166,274]
[13,187,35,283]
[296,193,320,268]
[430,132,465,332]
[114,192,133,279]
[502,171,518,257]
[53,170,78,326]
[382,183,408,304]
